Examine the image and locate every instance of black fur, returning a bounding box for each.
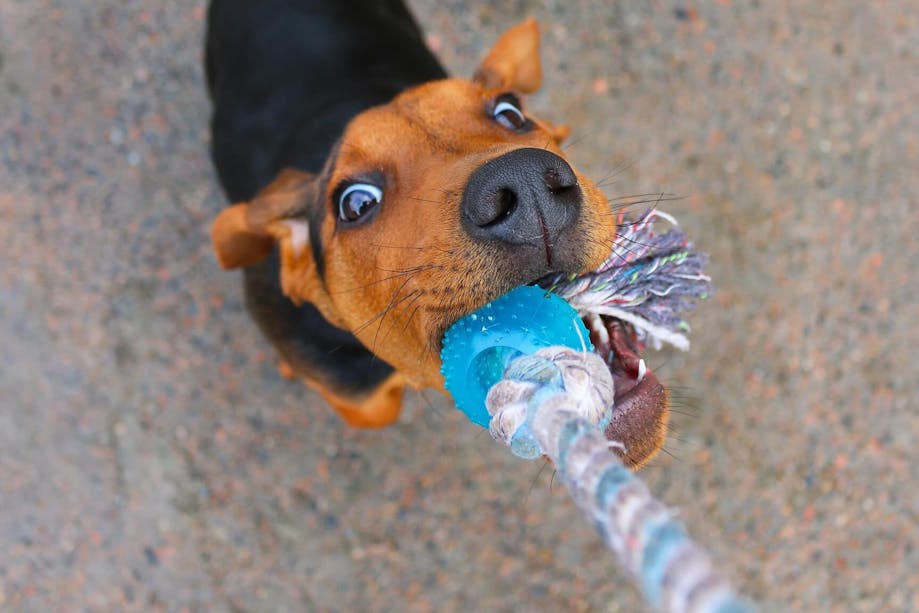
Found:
[206,0,446,396]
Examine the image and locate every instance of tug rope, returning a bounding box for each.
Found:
[486,347,753,613]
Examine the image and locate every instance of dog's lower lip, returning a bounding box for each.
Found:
[611,365,663,418]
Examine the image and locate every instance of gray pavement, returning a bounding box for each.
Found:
[1,1,917,611]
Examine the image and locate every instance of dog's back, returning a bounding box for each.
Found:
[206,0,445,201]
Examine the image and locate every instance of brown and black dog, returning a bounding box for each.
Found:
[206,0,666,467]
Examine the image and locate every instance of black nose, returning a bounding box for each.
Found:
[461,148,582,251]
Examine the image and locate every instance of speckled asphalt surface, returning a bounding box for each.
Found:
[1,1,917,612]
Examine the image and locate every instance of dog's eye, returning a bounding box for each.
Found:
[338,183,382,222]
[492,93,527,130]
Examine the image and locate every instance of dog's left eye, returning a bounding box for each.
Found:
[492,93,527,130]
[338,183,382,222]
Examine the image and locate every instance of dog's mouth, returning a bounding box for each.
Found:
[436,267,669,469]
[517,274,668,469]
[585,314,668,468]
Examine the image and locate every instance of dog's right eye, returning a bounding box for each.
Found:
[492,93,527,131]
[337,183,382,223]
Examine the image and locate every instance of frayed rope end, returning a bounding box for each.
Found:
[543,209,714,351]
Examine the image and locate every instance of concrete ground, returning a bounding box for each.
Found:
[1,1,917,611]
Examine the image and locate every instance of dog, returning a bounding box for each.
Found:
[206,0,667,467]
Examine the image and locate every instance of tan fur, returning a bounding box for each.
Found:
[305,372,406,429]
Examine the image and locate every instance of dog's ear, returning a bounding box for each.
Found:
[547,123,571,143]
[211,169,315,269]
[211,169,341,323]
[474,18,542,93]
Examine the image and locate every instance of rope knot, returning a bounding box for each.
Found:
[485,346,615,458]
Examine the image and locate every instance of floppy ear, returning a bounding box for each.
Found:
[211,169,316,269]
[474,18,542,93]
[211,169,341,324]
[211,202,276,269]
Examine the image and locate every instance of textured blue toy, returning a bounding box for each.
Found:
[440,285,592,427]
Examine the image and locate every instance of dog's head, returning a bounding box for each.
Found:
[212,20,667,467]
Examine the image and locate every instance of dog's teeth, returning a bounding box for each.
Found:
[637,358,647,383]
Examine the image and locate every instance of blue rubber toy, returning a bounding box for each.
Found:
[440,285,593,427]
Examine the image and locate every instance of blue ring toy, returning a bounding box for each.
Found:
[440,285,594,427]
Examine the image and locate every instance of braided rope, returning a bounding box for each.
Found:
[486,347,754,613]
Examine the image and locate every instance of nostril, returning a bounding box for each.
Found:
[544,168,577,194]
[496,187,517,221]
[468,186,518,227]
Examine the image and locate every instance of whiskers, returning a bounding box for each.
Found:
[665,383,702,420]
[608,192,684,215]
[369,241,454,255]
[330,262,443,295]
[582,191,686,268]
[593,160,637,188]
[639,371,702,471]
[346,261,442,352]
